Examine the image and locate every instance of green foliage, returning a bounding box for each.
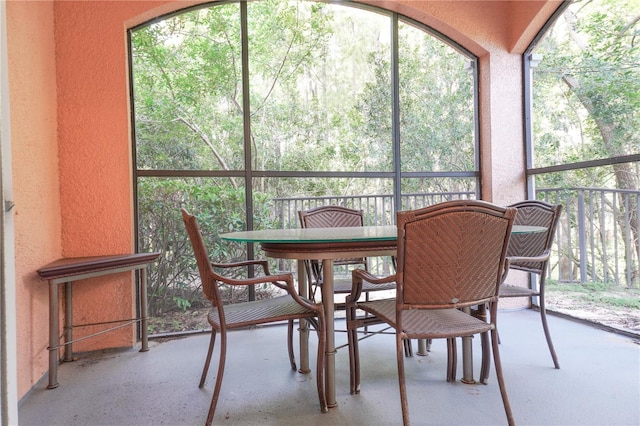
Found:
[132,4,245,171]
[549,280,609,293]
[584,294,640,309]
[533,0,639,291]
[131,1,476,197]
[533,0,640,182]
[172,295,192,311]
[137,177,251,315]
[397,28,475,174]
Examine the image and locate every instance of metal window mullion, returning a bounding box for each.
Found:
[240,2,256,299]
[470,58,481,200]
[529,154,640,176]
[241,2,252,234]
[523,0,571,198]
[524,53,535,198]
[391,14,401,216]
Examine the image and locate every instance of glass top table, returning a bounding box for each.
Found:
[221,225,397,243]
[221,224,542,244]
[220,224,545,408]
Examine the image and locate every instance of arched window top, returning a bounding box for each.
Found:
[130,0,478,177]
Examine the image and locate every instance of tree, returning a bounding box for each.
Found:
[353,21,476,196]
[533,0,640,286]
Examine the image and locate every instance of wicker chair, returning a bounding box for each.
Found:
[346,200,516,426]
[298,205,396,304]
[181,209,328,425]
[297,205,410,354]
[499,200,563,369]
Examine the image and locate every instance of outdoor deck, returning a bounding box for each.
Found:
[19,309,640,425]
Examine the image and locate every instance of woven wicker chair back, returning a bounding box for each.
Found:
[181,209,222,308]
[299,205,364,228]
[506,201,563,274]
[396,201,515,307]
[299,205,365,266]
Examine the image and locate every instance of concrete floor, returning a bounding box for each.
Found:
[19,309,640,426]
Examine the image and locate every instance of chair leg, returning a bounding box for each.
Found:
[199,329,216,388]
[205,330,227,426]
[539,296,560,368]
[403,338,413,357]
[446,338,457,382]
[396,334,410,426]
[479,331,491,384]
[287,319,297,371]
[314,316,328,412]
[364,292,370,334]
[347,308,360,394]
[490,327,515,426]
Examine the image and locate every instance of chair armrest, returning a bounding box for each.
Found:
[500,257,511,285]
[209,261,320,311]
[211,259,271,274]
[347,269,396,303]
[215,271,292,287]
[211,259,293,291]
[508,248,551,265]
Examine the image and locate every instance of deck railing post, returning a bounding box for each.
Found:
[578,189,588,284]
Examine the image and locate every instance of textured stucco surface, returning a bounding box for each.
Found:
[54,0,138,359]
[7,0,61,396]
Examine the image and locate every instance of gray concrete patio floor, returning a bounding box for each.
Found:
[19,309,640,426]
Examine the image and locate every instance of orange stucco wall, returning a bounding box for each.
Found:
[6,0,561,400]
[53,0,138,360]
[6,0,61,396]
